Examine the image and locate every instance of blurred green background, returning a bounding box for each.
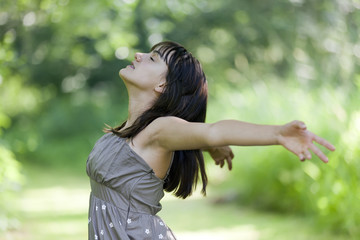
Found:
[1,0,359,239]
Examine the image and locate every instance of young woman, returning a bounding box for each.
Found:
[86,41,335,240]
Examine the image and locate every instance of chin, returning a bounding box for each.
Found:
[119,70,132,85]
[119,68,126,78]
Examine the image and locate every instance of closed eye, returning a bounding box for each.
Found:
[150,56,155,62]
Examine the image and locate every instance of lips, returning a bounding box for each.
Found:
[130,61,136,69]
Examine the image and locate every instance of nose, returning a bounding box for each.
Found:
[135,52,142,62]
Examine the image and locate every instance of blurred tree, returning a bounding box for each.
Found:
[0,108,23,232]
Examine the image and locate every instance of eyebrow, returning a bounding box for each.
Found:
[152,50,163,60]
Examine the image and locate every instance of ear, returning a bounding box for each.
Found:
[154,81,166,94]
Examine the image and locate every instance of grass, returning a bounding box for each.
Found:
[160,193,350,240]
[2,165,89,240]
[2,164,352,240]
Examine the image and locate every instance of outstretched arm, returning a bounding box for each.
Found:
[149,117,335,163]
[209,119,335,162]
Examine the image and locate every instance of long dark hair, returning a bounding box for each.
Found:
[106,41,208,199]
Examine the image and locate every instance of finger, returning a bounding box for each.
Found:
[229,149,235,159]
[304,149,312,160]
[220,160,225,168]
[226,156,233,171]
[313,135,336,151]
[228,147,234,159]
[309,144,329,163]
[298,153,305,162]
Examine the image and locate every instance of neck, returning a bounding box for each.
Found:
[124,89,157,129]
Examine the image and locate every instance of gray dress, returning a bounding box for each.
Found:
[86,133,177,240]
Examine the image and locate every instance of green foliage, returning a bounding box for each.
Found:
[0,0,359,237]
[0,145,23,232]
[209,83,360,237]
[0,107,23,232]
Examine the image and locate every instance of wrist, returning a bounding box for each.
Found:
[202,147,216,153]
[274,125,283,145]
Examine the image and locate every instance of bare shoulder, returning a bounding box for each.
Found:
[153,116,187,124]
[151,116,187,128]
[129,117,175,154]
[144,116,187,140]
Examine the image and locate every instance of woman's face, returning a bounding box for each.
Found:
[119,50,168,91]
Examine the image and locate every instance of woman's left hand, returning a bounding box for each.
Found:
[277,120,336,163]
[205,146,235,170]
